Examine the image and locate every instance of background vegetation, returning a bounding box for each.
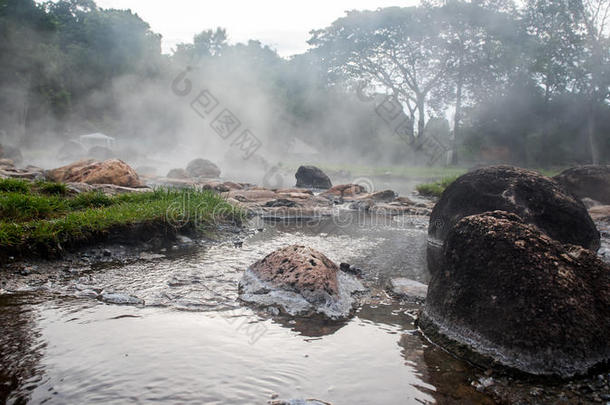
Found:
[0,0,608,168]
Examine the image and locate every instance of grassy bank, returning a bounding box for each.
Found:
[415,176,461,197]
[0,179,244,260]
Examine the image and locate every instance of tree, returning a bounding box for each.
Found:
[309,7,454,139]
[431,0,523,163]
[173,27,228,66]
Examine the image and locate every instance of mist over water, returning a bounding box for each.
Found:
[3,0,605,177]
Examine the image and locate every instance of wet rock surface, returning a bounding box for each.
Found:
[388,278,427,302]
[554,165,610,205]
[295,165,332,189]
[239,245,367,318]
[421,210,610,377]
[321,184,366,199]
[0,205,609,404]
[46,159,143,188]
[429,165,600,251]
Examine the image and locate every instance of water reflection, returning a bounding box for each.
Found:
[0,293,46,404]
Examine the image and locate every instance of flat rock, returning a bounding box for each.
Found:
[321,184,366,199]
[100,292,144,305]
[388,278,428,301]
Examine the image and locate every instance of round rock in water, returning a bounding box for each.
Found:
[420,211,610,377]
[295,165,332,189]
[239,245,366,319]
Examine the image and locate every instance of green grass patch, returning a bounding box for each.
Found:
[0,178,31,193]
[35,180,68,195]
[416,175,461,198]
[0,187,245,259]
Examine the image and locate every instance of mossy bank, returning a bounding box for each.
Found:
[0,179,245,262]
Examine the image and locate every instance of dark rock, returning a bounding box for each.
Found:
[420,210,610,377]
[186,158,221,178]
[264,199,297,208]
[429,166,600,254]
[554,165,610,205]
[295,165,332,189]
[339,262,363,277]
[369,190,397,201]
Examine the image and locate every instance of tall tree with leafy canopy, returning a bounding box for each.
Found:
[308,7,455,139]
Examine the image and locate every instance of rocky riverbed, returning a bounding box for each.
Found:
[1,160,609,404]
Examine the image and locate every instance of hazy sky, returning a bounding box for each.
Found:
[95,0,415,56]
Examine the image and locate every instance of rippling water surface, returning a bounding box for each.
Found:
[4,213,601,404]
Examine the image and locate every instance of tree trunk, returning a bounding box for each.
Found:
[416,94,425,138]
[587,102,599,164]
[451,73,463,165]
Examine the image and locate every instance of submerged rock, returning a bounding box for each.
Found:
[295,165,332,189]
[186,158,221,178]
[420,211,610,377]
[100,291,144,305]
[554,165,610,205]
[239,245,366,318]
[269,400,332,405]
[46,159,143,188]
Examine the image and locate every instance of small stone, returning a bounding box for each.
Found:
[102,249,112,257]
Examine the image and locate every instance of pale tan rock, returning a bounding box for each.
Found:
[46,159,143,188]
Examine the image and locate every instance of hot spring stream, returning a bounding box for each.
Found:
[1,212,608,404]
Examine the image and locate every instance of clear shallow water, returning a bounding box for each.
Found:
[4,213,603,404]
